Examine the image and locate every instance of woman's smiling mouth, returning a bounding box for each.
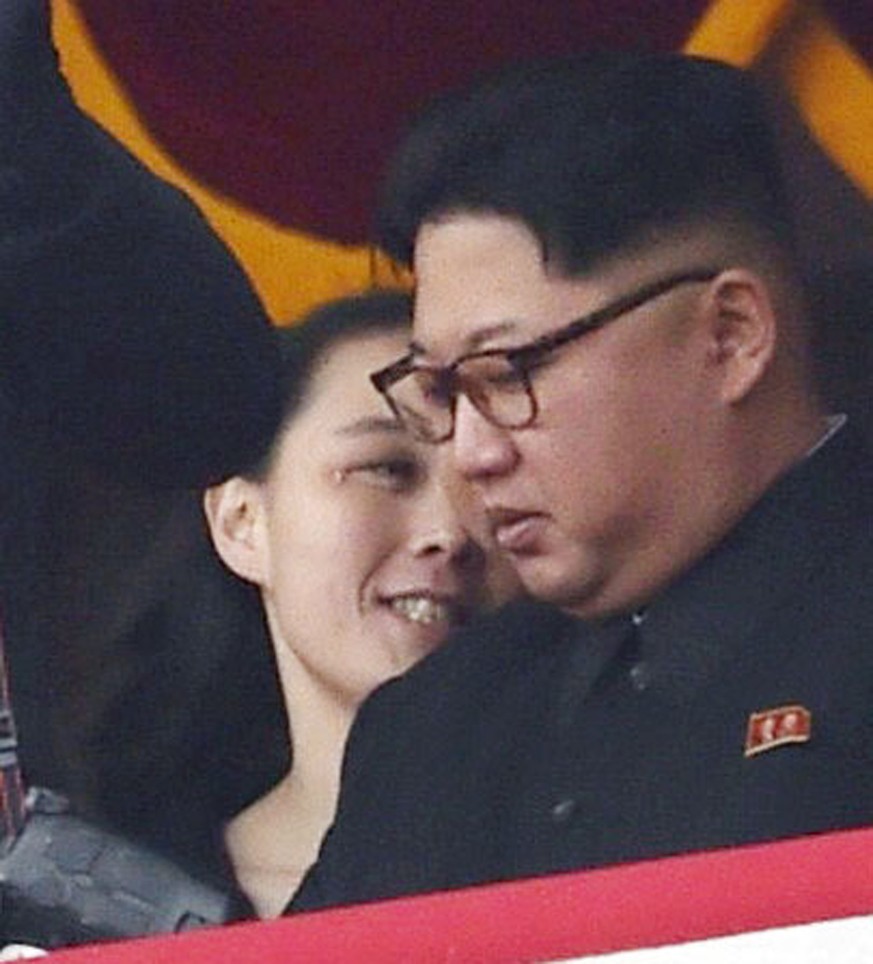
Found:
[387,593,459,626]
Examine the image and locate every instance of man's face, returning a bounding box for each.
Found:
[412,213,727,618]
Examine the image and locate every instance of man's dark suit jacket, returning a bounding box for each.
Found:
[293,423,873,911]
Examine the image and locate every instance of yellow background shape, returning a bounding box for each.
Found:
[54,0,871,326]
[685,0,873,197]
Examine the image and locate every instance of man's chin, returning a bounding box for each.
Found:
[513,555,602,616]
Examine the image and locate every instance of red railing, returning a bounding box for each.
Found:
[47,825,873,962]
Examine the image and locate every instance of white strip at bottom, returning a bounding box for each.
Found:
[557,913,873,963]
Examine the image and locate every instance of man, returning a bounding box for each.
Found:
[292,52,873,910]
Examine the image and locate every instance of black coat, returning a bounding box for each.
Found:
[293,423,873,911]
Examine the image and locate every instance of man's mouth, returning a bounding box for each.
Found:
[487,507,545,552]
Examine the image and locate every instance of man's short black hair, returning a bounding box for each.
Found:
[375,53,798,274]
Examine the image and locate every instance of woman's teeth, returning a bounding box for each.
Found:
[390,595,449,625]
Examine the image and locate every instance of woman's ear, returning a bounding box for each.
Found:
[203,477,267,586]
[704,268,778,405]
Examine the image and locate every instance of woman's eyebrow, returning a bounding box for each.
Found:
[335,415,406,438]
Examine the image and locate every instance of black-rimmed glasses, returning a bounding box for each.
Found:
[371,267,722,443]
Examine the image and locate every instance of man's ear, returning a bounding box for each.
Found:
[704,268,778,404]
[203,477,267,586]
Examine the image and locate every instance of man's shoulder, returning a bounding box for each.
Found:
[404,596,569,679]
[727,419,873,567]
[356,598,573,731]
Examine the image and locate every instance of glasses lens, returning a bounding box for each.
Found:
[386,354,536,442]
[387,368,454,442]
[458,354,534,429]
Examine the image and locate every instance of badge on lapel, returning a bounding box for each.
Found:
[744,704,812,758]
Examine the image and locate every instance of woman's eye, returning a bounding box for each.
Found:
[352,458,421,489]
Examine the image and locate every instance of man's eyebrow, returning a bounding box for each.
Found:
[336,415,406,438]
[409,320,522,358]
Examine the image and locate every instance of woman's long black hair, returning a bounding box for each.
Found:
[88,289,412,879]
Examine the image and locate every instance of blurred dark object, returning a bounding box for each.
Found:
[1,0,281,489]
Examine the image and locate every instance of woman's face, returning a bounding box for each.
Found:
[217,329,513,706]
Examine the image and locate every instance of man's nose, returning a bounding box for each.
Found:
[451,394,519,482]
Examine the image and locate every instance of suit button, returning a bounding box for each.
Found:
[550,797,577,824]
[629,660,652,692]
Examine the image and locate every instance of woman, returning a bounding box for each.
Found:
[194,289,515,916]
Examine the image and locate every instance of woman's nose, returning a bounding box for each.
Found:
[409,474,485,569]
